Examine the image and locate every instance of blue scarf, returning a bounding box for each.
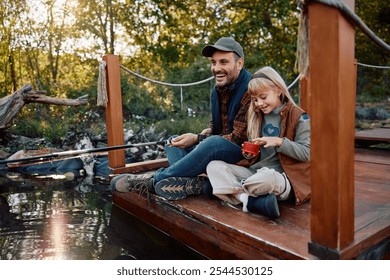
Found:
[211,68,251,135]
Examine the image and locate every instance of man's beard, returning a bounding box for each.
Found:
[215,76,234,91]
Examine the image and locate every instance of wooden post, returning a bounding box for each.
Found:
[307,0,357,259]
[299,77,310,114]
[103,54,126,170]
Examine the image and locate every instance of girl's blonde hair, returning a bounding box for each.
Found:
[247,66,296,140]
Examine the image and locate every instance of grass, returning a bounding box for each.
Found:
[153,112,211,135]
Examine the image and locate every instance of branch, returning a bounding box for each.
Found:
[0,84,89,130]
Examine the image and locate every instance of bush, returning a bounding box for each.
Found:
[10,117,68,145]
[153,112,211,136]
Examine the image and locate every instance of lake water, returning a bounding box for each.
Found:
[0,170,204,260]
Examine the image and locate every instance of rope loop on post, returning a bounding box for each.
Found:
[295,1,309,78]
[97,60,108,107]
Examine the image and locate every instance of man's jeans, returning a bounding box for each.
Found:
[153,135,243,182]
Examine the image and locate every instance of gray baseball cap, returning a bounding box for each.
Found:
[202,37,244,58]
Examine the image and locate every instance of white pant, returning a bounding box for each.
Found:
[206,160,291,205]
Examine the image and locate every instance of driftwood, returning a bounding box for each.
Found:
[0,84,88,130]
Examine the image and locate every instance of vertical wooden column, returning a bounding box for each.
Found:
[299,77,310,114]
[103,54,125,170]
[307,0,356,258]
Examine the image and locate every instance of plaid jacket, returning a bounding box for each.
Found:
[209,68,251,146]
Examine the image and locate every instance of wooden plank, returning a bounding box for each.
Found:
[349,152,390,259]
[354,148,390,165]
[355,128,390,142]
[103,55,125,169]
[308,0,356,253]
[355,128,390,147]
[113,192,313,260]
[112,148,390,259]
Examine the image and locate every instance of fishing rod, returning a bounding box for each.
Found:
[0,140,169,165]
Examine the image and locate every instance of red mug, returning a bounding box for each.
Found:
[242,141,261,158]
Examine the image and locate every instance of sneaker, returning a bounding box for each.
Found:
[202,180,214,198]
[155,176,210,200]
[247,193,280,219]
[110,173,155,196]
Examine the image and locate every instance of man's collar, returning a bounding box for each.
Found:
[216,82,235,93]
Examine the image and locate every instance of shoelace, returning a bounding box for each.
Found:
[128,176,152,201]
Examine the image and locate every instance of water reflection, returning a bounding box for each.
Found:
[0,173,113,260]
[108,204,206,260]
[0,172,204,260]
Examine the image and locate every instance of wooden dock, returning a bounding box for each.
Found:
[112,147,390,259]
[103,1,389,260]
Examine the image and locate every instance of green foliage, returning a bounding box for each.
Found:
[10,111,69,145]
[153,112,211,136]
[120,55,213,119]
[0,0,388,142]
[355,1,390,101]
[357,67,389,102]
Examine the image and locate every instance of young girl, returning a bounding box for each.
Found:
[206,66,311,219]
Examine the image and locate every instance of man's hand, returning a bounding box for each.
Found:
[170,133,198,148]
[200,128,212,136]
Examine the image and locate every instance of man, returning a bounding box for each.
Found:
[111,37,252,200]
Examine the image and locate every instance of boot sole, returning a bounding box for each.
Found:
[155,177,205,200]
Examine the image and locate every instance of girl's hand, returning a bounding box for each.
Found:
[242,151,255,159]
[252,137,283,148]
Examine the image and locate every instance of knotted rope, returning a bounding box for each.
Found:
[97,60,108,107]
[295,2,309,78]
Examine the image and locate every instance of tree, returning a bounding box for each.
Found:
[0,0,28,93]
[0,84,88,131]
[355,1,390,100]
[74,0,119,56]
[0,0,388,127]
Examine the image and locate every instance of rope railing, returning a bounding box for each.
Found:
[97,61,214,107]
[357,62,390,70]
[287,74,300,90]
[313,0,390,53]
[97,59,387,109]
[296,0,390,77]
[119,64,215,111]
[121,64,301,89]
[98,61,301,108]
[120,65,214,87]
